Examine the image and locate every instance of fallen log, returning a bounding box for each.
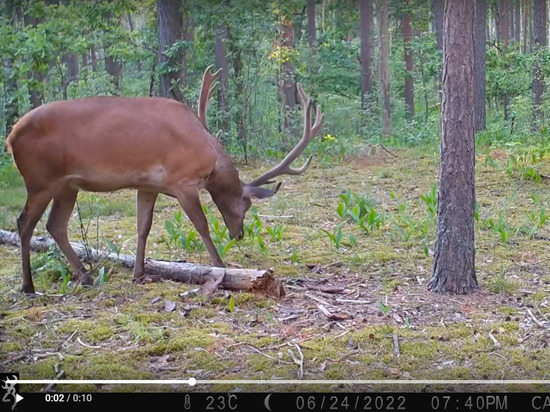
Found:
[0,229,285,298]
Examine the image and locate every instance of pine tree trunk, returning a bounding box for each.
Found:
[532,0,547,130]
[432,0,444,92]
[23,12,44,109]
[359,0,373,109]
[403,0,414,119]
[279,16,296,136]
[514,1,521,42]
[474,0,487,132]
[307,0,317,72]
[429,0,478,295]
[523,0,530,53]
[215,22,231,145]
[157,0,183,101]
[91,46,97,72]
[62,53,79,100]
[377,0,391,136]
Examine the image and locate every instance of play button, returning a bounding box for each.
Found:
[15,393,23,405]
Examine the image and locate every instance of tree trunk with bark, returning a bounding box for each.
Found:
[429,0,478,295]
[403,0,414,119]
[377,0,391,136]
[474,0,487,132]
[91,46,97,72]
[279,16,297,135]
[157,0,184,101]
[523,0,531,53]
[359,0,373,109]
[23,12,44,109]
[532,0,547,129]
[433,0,444,92]
[307,0,317,72]
[514,0,521,42]
[215,22,231,145]
[62,53,79,100]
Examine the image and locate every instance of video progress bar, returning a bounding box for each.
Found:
[9,379,550,385]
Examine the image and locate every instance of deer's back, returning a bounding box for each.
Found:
[7,97,218,194]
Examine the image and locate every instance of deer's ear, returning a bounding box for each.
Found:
[243,182,281,199]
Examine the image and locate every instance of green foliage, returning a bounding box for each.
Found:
[322,224,344,250]
[164,211,204,253]
[31,245,71,293]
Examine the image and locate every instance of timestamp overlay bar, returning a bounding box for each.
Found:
[7,378,550,412]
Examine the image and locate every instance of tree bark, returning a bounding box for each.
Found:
[532,0,547,129]
[215,22,231,145]
[474,0,487,132]
[514,0,521,42]
[307,0,316,52]
[23,12,44,109]
[279,16,297,135]
[523,0,530,53]
[91,46,97,72]
[429,0,478,295]
[359,0,373,109]
[402,0,414,119]
[61,53,79,100]
[307,0,317,73]
[157,0,184,101]
[0,230,285,299]
[181,0,193,93]
[377,0,391,136]
[433,0,444,92]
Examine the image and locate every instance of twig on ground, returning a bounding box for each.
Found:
[335,298,371,304]
[287,343,304,378]
[393,332,400,357]
[77,337,101,349]
[43,366,66,392]
[246,344,293,365]
[305,293,331,307]
[488,332,501,348]
[526,308,546,328]
[329,330,350,342]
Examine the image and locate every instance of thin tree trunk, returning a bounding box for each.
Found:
[514,0,521,42]
[403,0,414,119]
[91,46,97,72]
[433,0,444,92]
[475,0,487,132]
[523,0,531,54]
[377,0,391,136]
[430,0,477,295]
[215,22,231,145]
[62,53,79,100]
[307,0,317,72]
[181,0,193,93]
[23,12,44,109]
[157,0,183,101]
[279,16,296,136]
[227,22,247,160]
[359,0,373,109]
[532,0,547,129]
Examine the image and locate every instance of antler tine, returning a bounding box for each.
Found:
[198,65,222,129]
[248,84,323,188]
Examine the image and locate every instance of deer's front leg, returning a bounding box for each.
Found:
[176,189,225,268]
[134,190,158,282]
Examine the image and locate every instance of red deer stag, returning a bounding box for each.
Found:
[5,67,323,294]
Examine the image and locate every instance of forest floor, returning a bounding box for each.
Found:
[0,145,549,393]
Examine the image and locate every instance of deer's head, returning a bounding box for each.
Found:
[198,67,323,242]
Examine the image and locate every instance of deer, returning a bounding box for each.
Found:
[5,66,323,295]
